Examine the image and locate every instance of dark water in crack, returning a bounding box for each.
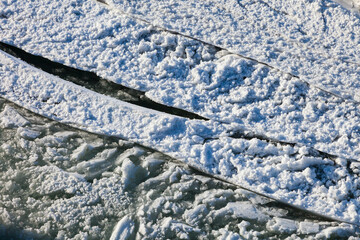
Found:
[0,41,207,121]
[0,98,357,239]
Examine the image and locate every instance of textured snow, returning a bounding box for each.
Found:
[106,0,360,102]
[1,0,360,232]
[1,0,360,162]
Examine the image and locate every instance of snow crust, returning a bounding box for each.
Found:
[1,0,360,162]
[1,0,360,230]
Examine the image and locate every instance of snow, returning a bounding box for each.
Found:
[1,0,360,162]
[1,12,360,226]
[1,0,360,237]
[104,0,360,102]
[109,215,135,240]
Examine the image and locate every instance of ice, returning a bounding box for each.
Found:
[0,101,358,238]
[120,158,148,189]
[316,224,356,238]
[70,143,94,161]
[1,0,360,237]
[184,204,209,226]
[16,127,41,140]
[226,201,269,221]
[298,221,320,234]
[266,217,297,234]
[0,106,29,128]
[53,131,77,140]
[109,215,135,240]
[28,165,87,196]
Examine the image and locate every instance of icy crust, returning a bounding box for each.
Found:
[1,0,360,161]
[2,51,360,225]
[0,101,358,239]
[105,0,360,102]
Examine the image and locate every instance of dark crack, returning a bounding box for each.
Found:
[0,41,208,121]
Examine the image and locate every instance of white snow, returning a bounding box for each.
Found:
[104,0,360,103]
[1,38,360,226]
[1,0,360,163]
[1,0,360,234]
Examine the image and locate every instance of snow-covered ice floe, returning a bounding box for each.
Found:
[1,0,360,232]
[2,0,360,160]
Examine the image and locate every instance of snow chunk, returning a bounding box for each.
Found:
[17,127,41,140]
[0,106,29,128]
[298,221,319,234]
[110,215,135,240]
[266,217,297,234]
[226,201,269,221]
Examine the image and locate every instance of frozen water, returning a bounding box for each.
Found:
[1,0,360,237]
[0,99,358,239]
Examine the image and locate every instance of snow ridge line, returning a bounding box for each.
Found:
[2,41,360,169]
[96,0,359,105]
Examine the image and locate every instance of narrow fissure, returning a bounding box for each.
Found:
[0,41,208,121]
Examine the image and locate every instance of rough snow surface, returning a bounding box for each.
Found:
[2,47,360,226]
[1,0,360,162]
[1,0,360,234]
[105,0,360,102]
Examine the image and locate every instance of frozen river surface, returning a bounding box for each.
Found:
[1,0,360,238]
